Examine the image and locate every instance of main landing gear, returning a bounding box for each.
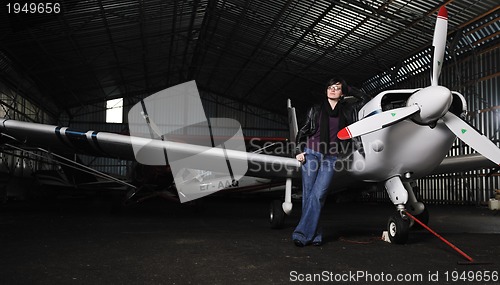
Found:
[270,199,285,229]
[269,178,293,229]
[385,176,429,244]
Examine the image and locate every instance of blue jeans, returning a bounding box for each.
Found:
[292,148,337,245]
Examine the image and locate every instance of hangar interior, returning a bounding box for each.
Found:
[0,0,499,206]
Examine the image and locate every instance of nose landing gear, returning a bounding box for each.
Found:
[387,210,410,244]
[385,176,411,244]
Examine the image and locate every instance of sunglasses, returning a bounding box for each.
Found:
[327,85,342,91]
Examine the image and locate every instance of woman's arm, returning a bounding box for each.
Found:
[294,107,315,155]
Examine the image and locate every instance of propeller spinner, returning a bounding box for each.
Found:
[406,85,451,124]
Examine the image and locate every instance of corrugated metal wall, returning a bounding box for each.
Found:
[200,91,289,137]
[69,89,288,135]
[0,81,50,123]
[66,89,289,177]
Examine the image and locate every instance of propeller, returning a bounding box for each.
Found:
[431,6,448,87]
[337,5,500,166]
[338,6,450,140]
[440,113,500,165]
[337,105,420,140]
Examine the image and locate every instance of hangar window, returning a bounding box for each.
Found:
[106,98,123,123]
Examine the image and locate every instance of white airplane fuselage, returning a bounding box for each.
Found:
[351,120,456,181]
[345,88,464,182]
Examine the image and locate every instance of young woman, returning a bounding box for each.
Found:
[292,77,370,247]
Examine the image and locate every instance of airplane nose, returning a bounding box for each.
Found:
[407,86,452,124]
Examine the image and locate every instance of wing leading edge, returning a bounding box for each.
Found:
[0,118,301,179]
[430,153,497,175]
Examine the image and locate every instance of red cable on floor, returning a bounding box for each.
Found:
[404,211,474,263]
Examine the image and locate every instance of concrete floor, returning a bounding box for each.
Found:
[0,194,499,285]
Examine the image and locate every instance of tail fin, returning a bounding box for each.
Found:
[287,99,298,148]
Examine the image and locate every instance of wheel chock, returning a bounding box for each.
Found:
[381,231,391,243]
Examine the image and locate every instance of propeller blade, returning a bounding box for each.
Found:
[431,6,448,86]
[337,105,420,140]
[441,112,500,165]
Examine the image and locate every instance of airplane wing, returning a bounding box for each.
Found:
[430,153,497,175]
[0,118,301,180]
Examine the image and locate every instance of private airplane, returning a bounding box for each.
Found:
[0,6,499,244]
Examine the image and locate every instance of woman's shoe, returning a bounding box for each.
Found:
[293,239,305,247]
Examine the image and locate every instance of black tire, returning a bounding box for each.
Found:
[269,200,285,229]
[410,207,429,229]
[387,212,410,244]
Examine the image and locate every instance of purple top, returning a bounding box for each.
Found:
[306,111,340,155]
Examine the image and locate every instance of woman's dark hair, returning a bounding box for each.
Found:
[325,77,348,95]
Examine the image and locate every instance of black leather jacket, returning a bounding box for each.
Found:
[294,87,371,156]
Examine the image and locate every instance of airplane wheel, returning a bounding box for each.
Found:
[387,212,410,244]
[269,200,285,229]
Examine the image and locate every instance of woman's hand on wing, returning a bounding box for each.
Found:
[296,152,306,163]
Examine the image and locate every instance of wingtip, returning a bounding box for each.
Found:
[337,127,351,140]
[438,6,448,20]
